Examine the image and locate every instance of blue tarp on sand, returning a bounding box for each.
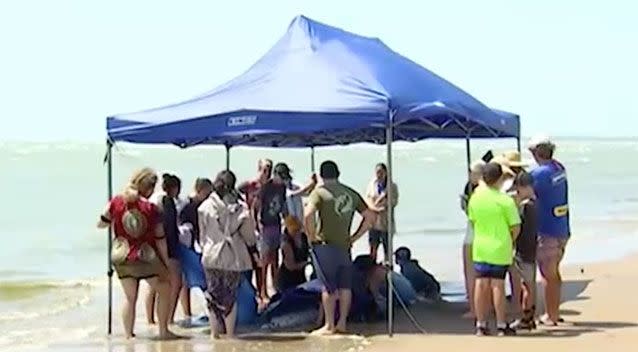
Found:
[107,15,519,147]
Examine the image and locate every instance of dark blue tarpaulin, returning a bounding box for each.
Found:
[106,15,519,147]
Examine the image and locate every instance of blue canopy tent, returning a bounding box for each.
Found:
[105,15,520,337]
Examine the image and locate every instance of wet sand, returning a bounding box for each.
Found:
[20,253,638,352]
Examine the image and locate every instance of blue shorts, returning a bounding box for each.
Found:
[473,262,508,280]
[311,244,352,293]
[259,225,282,254]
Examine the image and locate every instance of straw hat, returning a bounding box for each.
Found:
[501,151,528,168]
[491,155,516,176]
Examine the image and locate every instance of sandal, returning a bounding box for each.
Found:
[538,315,558,326]
[475,326,491,337]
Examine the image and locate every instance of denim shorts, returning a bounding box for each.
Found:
[473,262,509,280]
[258,225,282,254]
[310,244,352,293]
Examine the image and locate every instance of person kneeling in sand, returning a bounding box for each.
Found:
[468,162,521,336]
[394,247,441,302]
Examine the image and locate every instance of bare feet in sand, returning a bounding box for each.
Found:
[210,333,237,340]
[158,331,181,340]
[310,325,336,336]
[335,322,348,335]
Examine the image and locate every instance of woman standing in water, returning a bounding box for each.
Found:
[460,161,485,318]
[365,163,399,263]
[146,174,183,324]
[199,170,257,339]
[97,168,176,339]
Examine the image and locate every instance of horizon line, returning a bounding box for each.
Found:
[1,135,637,144]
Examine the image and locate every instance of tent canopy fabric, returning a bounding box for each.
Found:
[107,15,519,148]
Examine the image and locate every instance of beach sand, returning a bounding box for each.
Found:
[28,252,638,352]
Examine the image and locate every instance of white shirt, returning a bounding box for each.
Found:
[286,183,304,223]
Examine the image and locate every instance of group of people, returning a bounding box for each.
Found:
[461,135,570,336]
[98,157,401,339]
[97,135,567,340]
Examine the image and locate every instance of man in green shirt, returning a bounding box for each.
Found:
[468,162,521,336]
[304,161,376,335]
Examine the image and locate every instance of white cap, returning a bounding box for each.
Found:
[528,134,555,149]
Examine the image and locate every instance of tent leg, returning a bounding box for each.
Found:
[106,140,114,336]
[516,137,521,153]
[225,144,231,170]
[465,135,472,171]
[385,115,395,337]
[310,146,316,173]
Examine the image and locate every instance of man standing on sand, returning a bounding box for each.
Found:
[304,161,376,335]
[528,135,570,326]
[468,162,521,336]
[238,159,272,303]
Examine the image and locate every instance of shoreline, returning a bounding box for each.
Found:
[366,251,638,352]
[10,249,638,352]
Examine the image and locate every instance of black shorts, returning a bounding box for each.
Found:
[473,262,509,280]
[368,229,388,248]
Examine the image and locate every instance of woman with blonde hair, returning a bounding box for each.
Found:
[97,168,176,339]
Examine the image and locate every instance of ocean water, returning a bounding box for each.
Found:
[1,138,638,349]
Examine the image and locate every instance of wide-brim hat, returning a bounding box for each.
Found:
[501,150,529,168]
[491,156,516,176]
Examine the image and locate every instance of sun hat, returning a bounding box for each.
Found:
[491,155,516,176]
[501,150,529,168]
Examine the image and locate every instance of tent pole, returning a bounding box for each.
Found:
[106,140,114,336]
[310,146,316,173]
[516,137,522,153]
[465,135,472,171]
[225,144,231,170]
[385,112,395,337]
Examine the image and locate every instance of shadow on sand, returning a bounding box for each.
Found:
[354,279,637,338]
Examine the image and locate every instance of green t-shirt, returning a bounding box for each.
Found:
[308,181,367,250]
[468,185,521,265]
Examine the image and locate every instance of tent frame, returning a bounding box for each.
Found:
[104,112,521,338]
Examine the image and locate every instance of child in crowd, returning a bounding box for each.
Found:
[468,162,521,336]
[511,172,539,330]
[394,247,441,302]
